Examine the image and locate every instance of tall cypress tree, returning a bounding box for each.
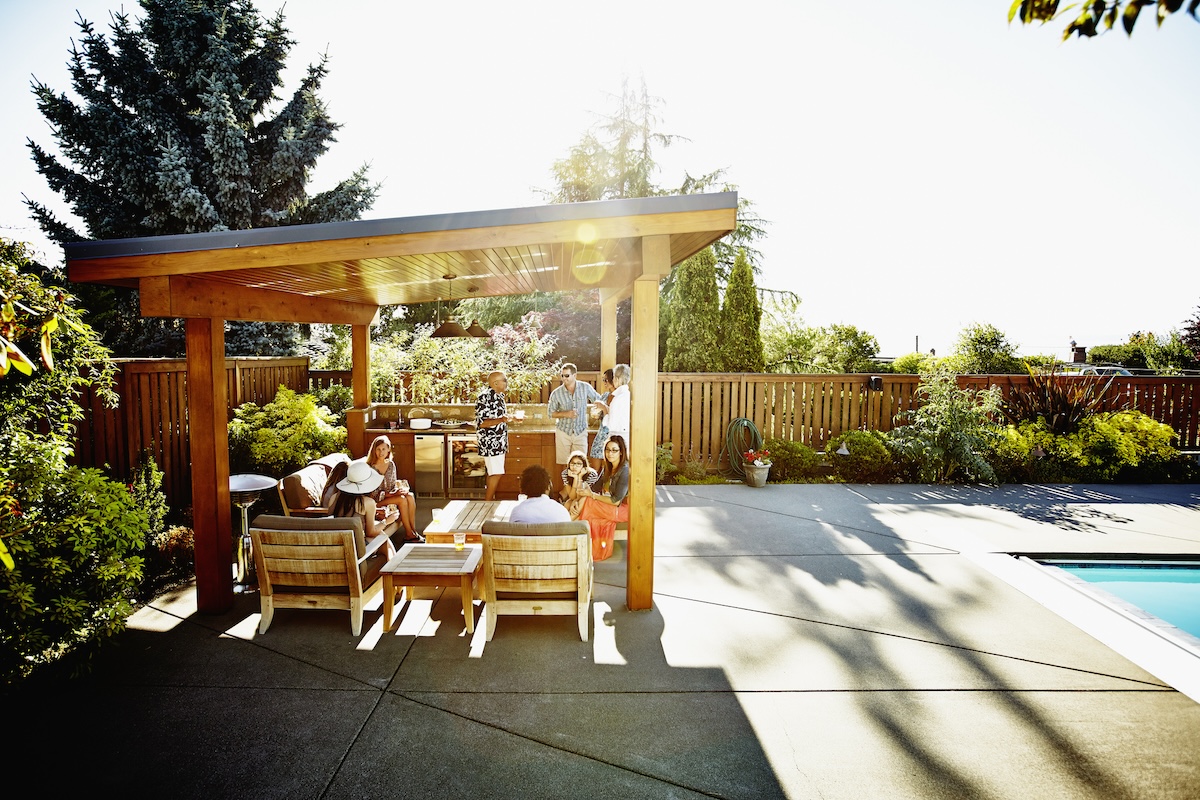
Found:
[663,247,720,372]
[720,248,765,373]
[25,0,377,356]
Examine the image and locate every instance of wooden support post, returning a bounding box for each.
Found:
[627,235,669,611]
[186,318,233,614]
[600,295,618,373]
[348,324,370,458]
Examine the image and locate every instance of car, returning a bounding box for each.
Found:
[1061,364,1133,376]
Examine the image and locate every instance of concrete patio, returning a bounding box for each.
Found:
[7,483,1200,798]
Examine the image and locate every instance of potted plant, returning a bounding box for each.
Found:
[743,447,772,487]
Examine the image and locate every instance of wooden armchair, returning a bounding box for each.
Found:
[249,514,394,636]
[479,520,592,642]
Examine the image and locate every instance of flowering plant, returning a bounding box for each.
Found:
[744,448,771,466]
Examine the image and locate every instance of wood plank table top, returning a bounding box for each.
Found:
[380,543,483,632]
[422,499,517,544]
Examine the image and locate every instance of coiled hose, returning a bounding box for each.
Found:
[718,418,764,480]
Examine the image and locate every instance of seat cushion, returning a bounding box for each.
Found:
[481,520,590,538]
[251,513,367,558]
[281,464,331,513]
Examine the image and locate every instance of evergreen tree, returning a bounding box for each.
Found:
[543,78,766,283]
[25,0,377,356]
[719,249,765,373]
[663,247,720,372]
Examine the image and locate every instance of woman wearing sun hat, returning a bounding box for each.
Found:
[332,459,403,541]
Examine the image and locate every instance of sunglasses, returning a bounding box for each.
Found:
[605,447,621,453]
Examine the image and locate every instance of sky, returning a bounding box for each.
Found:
[1,0,1197,361]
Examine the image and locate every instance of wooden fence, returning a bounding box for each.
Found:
[73,360,1200,511]
[74,358,310,509]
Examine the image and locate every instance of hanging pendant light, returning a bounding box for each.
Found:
[465,319,489,337]
[431,274,471,338]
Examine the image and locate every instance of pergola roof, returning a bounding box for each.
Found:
[65,192,738,325]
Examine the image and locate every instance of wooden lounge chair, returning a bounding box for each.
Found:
[249,514,394,636]
[479,520,592,642]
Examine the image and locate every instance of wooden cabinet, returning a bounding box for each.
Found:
[496,432,555,499]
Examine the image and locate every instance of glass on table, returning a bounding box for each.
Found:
[453,531,466,551]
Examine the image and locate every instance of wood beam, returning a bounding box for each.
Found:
[186,318,233,614]
[348,324,371,457]
[69,208,737,282]
[626,235,668,611]
[600,294,618,373]
[139,275,378,325]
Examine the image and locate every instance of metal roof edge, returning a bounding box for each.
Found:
[63,191,738,261]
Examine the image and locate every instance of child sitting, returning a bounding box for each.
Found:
[559,449,599,520]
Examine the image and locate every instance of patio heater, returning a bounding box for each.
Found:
[229,473,277,591]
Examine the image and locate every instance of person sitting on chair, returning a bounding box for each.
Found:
[510,465,571,524]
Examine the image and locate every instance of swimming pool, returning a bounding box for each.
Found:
[1040,560,1200,640]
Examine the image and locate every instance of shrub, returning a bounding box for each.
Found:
[309,383,354,427]
[992,411,1192,483]
[826,430,893,483]
[678,448,711,482]
[764,437,821,482]
[1,462,147,682]
[1001,365,1118,435]
[887,366,1001,484]
[228,386,347,476]
[656,443,678,484]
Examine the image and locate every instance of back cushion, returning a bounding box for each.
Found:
[482,520,589,538]
[282,464,330,512]
[251,513,366,558]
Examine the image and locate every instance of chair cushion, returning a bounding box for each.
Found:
[251,513,367,558]
[481,520,590,538]
[281,464,330,513]
[308,452,351,471]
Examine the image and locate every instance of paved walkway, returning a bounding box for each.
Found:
[8,483,1200,798]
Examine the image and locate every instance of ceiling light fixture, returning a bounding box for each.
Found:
[431,274,470,338]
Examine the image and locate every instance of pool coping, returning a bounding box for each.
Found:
[965,550,1200,705]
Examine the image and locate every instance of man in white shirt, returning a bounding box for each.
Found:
[509,465,571,523]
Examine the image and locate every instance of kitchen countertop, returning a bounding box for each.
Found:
[365,424,593,435]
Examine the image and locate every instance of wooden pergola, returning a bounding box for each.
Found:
[65,192,738,614]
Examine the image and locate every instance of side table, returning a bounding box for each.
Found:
[381,543,483,633]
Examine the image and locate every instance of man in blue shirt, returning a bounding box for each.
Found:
[547,363,601,485]
[509,465,571,523]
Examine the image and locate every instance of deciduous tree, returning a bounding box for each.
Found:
[1009,0,1199,40]
[946,323,1024,375]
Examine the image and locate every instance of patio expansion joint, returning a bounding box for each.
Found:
[649,590,1175,691]
[384,690,734,799]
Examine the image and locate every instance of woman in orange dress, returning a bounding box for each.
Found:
[576,434,630,561]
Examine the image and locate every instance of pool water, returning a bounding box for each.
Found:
[1048,561,1200,640]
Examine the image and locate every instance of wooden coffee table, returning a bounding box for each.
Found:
[381,543,483,632]
[422,499,517,544]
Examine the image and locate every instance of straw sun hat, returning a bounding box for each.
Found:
[337,459,384,495]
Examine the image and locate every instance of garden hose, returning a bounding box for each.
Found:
[718,418,764,480]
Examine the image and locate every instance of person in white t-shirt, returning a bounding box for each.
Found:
[509,465,571,524]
